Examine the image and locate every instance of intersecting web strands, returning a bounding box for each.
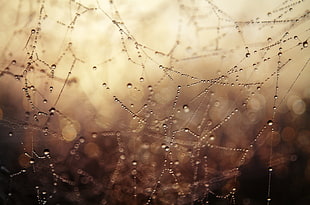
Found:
[0,0,309,204]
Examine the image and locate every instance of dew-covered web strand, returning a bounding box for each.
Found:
[0,0,309,205]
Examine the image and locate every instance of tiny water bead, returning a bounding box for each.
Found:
[303,41,308,48]
[127,83,132,88]
[209,135,215,141]
[43,149,50,155]
[1,1,309,204]
[49,107,55,113]
[183,104,190,113]
[29,158,35,164]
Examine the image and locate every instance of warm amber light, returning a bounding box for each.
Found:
[0,0,309,204]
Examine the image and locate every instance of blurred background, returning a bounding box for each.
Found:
[0,0,309,204]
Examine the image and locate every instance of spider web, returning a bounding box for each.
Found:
[0,0,309,204]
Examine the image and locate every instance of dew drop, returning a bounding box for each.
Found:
[245,52,250,58]
[49,86,53,92]
[79,137,85,143]
[159,65,164,69]
[267,37,272,42]
[91,133,97,138]
[303,41,308,48]
[51,64,56,69]
[139,77,144,82]
[92,66,97,70]
[43,149,50,155]
[11,60,16,65]
[209,135,215,141]
[132,160,138,166]
[268,167,273,172]
[49,107,55,114]
[131,168,137,175]
[31,29,36,34]
[8,132,13,137]
[43,99,48,103]
[120,154,126,160]
[277,52,282,56]
[29,158,35,164]
[183,105,190,113]
[267,120,273,126]
[127,83,132,88]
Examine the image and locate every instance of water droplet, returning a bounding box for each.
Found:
[49,86,53,92]
[278,52,282,56]
[245,52,250,58]
[43,99,48,103]
[131,168,137,175]
[267,37,272,42]
[43,149,50,155]
[102,83,107,87]
[159,65,164,69]
[184,128,189,132]
[51,64,56,69]
[92,66,97,70]
[139,77,144,82]
[268,167,273,172]
[183,105,190,113]
[8,132,13,137]
[209,135,215,141]
[267,198,271,202]
[29,158,35,164]
[132,160,138,166]
[31,29,36,34]
[303,41,308,48]
[11,60,16,65]
[120,154,126,160]
[127,83,132,88]
[79,137,85,143]
[267,120,273,126]
[49,107,55,114]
